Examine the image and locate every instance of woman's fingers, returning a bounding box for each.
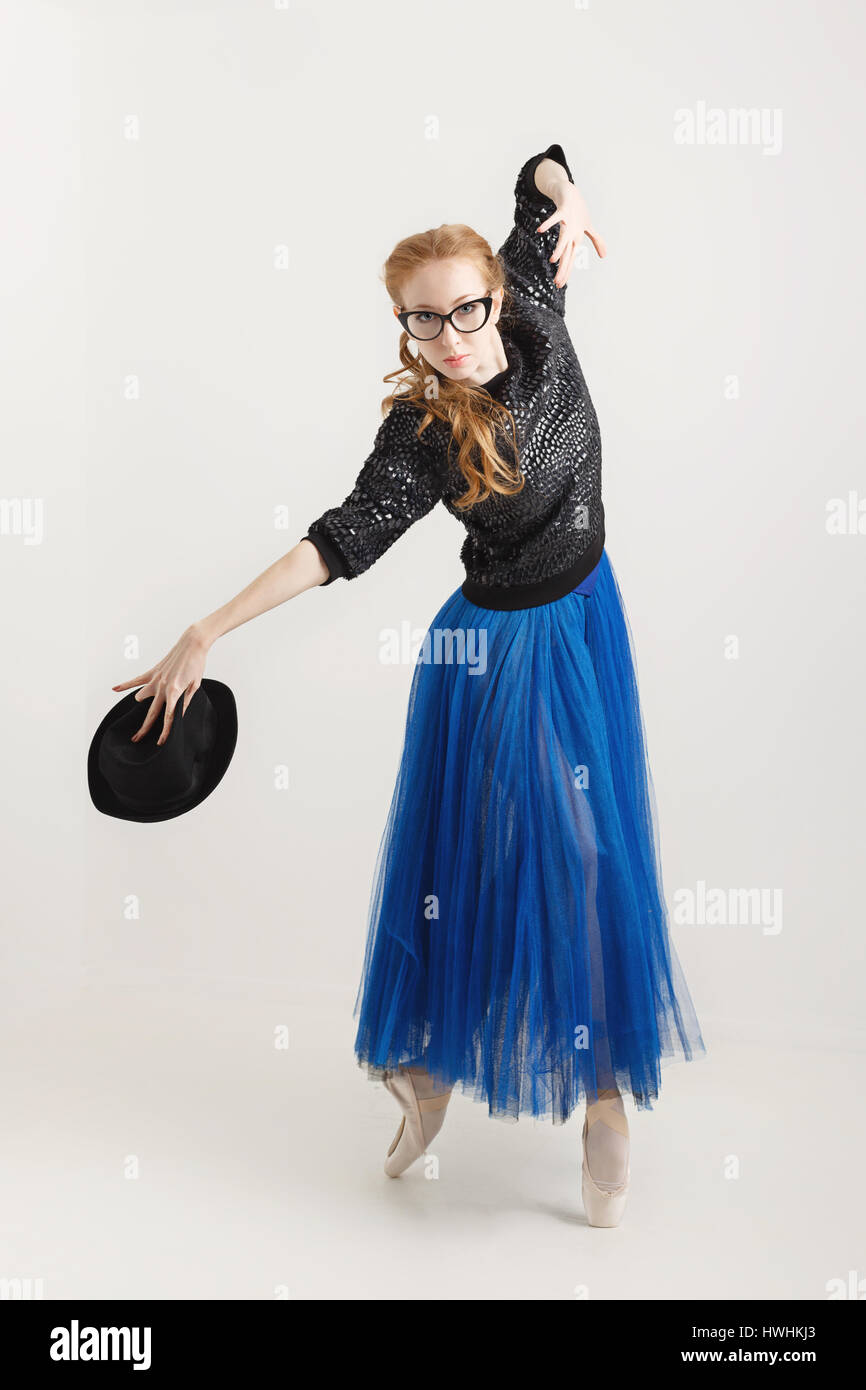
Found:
[538,213,569,265]
[553,237,580,288]
[180,679,201,717]
[585,225,607,259]
[556,220,574,263]
[156,690,183,746]
[549,227,605,287]
[541,219,573,286]
[536,211,591,288]
[112,671,153,692]
[553,239,577,288]
[158,680,203,744]
[535,209,561,238]
[130,689,164,742]
[127,680,198,744]
[538,209,607,271]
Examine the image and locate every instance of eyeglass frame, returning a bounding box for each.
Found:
[395,295,495,342]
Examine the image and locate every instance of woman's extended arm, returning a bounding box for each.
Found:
[194,536,328,644]
[115,394,445,746]
[112,537,327,745]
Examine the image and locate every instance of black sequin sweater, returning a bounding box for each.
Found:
[304,142,605,610]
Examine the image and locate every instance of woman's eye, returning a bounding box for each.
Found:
[456,302,477,315]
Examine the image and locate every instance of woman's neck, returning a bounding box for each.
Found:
[469,330,510,387]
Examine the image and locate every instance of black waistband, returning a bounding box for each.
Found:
[460,525,605,611]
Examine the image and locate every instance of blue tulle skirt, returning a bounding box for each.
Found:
[353,549,706,1123]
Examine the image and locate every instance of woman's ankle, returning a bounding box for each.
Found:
[588,1086,622,1106]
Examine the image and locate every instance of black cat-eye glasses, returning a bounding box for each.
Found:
[396,296,494,342]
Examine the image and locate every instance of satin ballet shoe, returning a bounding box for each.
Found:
[381,1067,452,1178]
[581,1094,630,1228]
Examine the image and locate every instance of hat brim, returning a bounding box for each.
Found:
[87,678,238,823]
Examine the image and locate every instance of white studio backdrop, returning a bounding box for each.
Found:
[2,0,865,1077]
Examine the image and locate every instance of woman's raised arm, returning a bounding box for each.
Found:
[496,142,606,315]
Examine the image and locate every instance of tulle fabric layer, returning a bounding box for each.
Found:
[353,550,705,1123]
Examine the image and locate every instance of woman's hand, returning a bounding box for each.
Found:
[537,179,607,289]
[112,623,212,746]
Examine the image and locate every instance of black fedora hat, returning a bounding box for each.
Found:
[88,678,237,822]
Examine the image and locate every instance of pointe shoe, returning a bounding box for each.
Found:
[381,1067,452,1178]
[581,1095,630,1228]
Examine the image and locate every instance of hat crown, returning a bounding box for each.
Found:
[97,687,217,809]
[88,678,237,823]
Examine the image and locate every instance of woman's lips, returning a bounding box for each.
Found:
[444,354,468,365]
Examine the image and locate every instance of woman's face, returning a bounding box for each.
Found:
[394,257,505,386]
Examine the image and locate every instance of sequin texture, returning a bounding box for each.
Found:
[305,143,604,605]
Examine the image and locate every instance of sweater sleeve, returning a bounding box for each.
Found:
[304,400,445,584]
[496,142,575,318]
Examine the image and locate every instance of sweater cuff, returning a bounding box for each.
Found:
[304,528,351,585]
[523,143,574,204]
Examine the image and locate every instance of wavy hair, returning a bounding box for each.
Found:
[379,224,524,510]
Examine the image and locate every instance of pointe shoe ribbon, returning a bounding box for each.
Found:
[382,1068,452,1178]
[585,1095,629,1139]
